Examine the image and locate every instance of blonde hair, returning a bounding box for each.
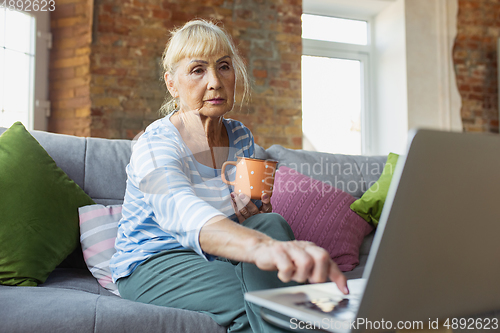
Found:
[160,19,250,116]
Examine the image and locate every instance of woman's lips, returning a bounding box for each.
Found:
[206,98,225,105]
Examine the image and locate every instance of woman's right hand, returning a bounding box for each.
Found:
[250,238,349,294]
[200,216,349,294]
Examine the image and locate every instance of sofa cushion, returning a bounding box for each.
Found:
[254,143,269,160]
[84,137,131,204]
[40,268,117,296]
[266,144,387,198]
[0,122,95,286]
[79,204,122,296]
[271,166,373,272]
[0,281,225,333]
[350,153,399,226]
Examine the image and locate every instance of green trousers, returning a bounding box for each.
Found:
[116,213,298,333]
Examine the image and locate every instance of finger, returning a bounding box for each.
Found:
[273,245,296,283]
[261,193,271,204]
[285,243,314,283]
[232,193,252,218]
[253,241,294,281]
[260,193,272,213]
[238,193,260,216]
[237,192,250,206]
[230,193,245,223]
[240,206,252,218]
[328,262,349,295]
[232,192,247,211]
[303,245,330,284]
[261,205,272,213]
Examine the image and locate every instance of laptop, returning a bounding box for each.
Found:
[245,129,500,332]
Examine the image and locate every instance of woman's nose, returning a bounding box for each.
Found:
[207,68,222,90]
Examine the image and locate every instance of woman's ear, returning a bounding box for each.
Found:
[164,72,178,98]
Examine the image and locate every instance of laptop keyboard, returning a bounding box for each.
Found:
[294,297,358,319]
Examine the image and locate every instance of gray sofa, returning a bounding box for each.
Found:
[0,127,384,333]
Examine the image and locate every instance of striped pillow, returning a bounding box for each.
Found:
[79,204,122,296]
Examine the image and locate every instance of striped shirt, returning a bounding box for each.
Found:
[110,111,260,282]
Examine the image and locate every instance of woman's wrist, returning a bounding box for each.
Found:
[199,216,274,263]
[243,234,275,264]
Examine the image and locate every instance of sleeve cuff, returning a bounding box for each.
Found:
[192,212,227,261]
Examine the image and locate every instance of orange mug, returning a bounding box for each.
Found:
[221,157,278,200]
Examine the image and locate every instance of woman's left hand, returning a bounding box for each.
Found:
[231,192,272,223]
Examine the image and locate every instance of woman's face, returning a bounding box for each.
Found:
[166,54,236,118]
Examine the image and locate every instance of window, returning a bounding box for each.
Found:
[0,6,50,130]
[301,13,371,155]
[302,14,368,45]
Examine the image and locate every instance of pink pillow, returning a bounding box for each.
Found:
[79,204,122,296]
[271,166,373,271]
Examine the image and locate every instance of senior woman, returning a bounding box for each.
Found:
[110,19,348,332]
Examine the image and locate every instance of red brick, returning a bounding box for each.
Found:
[459,84,471,92]
[50,88,75,100]
[74,3,90,16]
[113,25,131,35]
[89,128,110,138]
[151,9,170,19]
[50,49,75,60]
[97,24,115,34]
[53,4,75,18]
[75,65,90,77]
[101,4,116,14]
[54,96,91,109]
[50,67,75,80]
[52,77,90,90]
[253,69,268,79]
[270,79,290,89]
[51,108,75,119]
[292,136,302,148]
[51,27,74,39]
[75,86,90,97]
[52,56,90,69]
[57,17,86,28]
[93,68,127,76]
[117,78,138,88]
[55,0,85,4]
[122,6,151,18]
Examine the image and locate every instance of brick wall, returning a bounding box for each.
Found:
[453,0,500,133]
[49,0,303,148]
[48,0,500,145]
[49,0,93,136]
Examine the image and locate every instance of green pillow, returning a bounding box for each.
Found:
[350,153,399,227]
[0,122,95,286]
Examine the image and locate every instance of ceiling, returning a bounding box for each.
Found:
[303,0,397,18]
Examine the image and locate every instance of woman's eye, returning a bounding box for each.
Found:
[219,64,230,71]
[192,68,204,74]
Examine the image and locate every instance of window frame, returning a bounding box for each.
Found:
[302,13,373,155]
[32,9,50,131]
[0,7,49,131]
